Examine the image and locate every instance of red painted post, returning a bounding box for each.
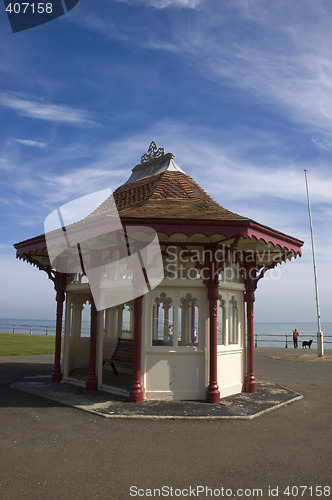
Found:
[206,283,221,404]
[130,295,144,402]
[86,297,98,391]
[244,259,257,393]
[51,272,66,383]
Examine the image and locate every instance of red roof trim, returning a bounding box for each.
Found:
[245,221,303,253]
[14,234,47,257]
[120,217,303,254]
[14,215,303,262]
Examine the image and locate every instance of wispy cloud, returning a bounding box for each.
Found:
[137,119,332,203]
[0,92,97,126]
[2,137,135,215]
[116,0,202,8]
[311,137,332,152]
[165,3,332,140]
[15,139,47,148]
[86,2,332,141]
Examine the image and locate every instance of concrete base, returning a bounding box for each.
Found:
[11,378,302,420]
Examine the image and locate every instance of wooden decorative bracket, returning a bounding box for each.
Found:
[29,257,56,285]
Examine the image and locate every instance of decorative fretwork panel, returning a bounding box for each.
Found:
[152,292,200,348]
[178,294,199,346]
[152,293,174,346]
[217,298,225,345]
[228,296,239,345]
[104,301,134,339]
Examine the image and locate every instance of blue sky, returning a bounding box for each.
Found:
[0,0,331,324]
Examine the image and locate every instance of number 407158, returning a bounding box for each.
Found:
[283,485,331,497]
[5,3,53,14]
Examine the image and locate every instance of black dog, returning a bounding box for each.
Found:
[302,340,313,349]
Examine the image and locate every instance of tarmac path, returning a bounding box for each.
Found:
[0,348,331,500]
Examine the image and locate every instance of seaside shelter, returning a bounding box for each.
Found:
[14,142,303,403]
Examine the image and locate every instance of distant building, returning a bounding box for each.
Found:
[14,142,303,403]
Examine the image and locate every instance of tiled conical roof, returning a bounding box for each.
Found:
[95,142,248,222]
[113,171,247,220]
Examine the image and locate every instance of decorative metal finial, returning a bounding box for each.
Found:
[141,141,165,163]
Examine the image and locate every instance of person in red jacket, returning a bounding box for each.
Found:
[293,328,299,348]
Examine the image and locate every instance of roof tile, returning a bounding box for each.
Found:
[104,170,248,221]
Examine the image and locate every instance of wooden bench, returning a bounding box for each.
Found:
[103,338,134,375]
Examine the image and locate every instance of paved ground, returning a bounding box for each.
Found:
[0,348,331,499]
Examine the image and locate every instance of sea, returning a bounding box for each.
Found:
[0,318,331,349]
[0,318,90,338]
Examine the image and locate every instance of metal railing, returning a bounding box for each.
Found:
[1,322,331,346]
[255,332,332,348]
[0,322,89,337]
[2,322,57,335]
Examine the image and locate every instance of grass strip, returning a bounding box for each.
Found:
[0,332,56,356]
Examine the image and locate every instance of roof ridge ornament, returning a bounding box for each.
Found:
[141,141,165,164]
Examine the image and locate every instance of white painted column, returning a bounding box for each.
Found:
[97,310,104,385]
[63,293,72,378]
[224,300,229,347]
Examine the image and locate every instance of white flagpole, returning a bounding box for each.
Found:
[304,169,324,357]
